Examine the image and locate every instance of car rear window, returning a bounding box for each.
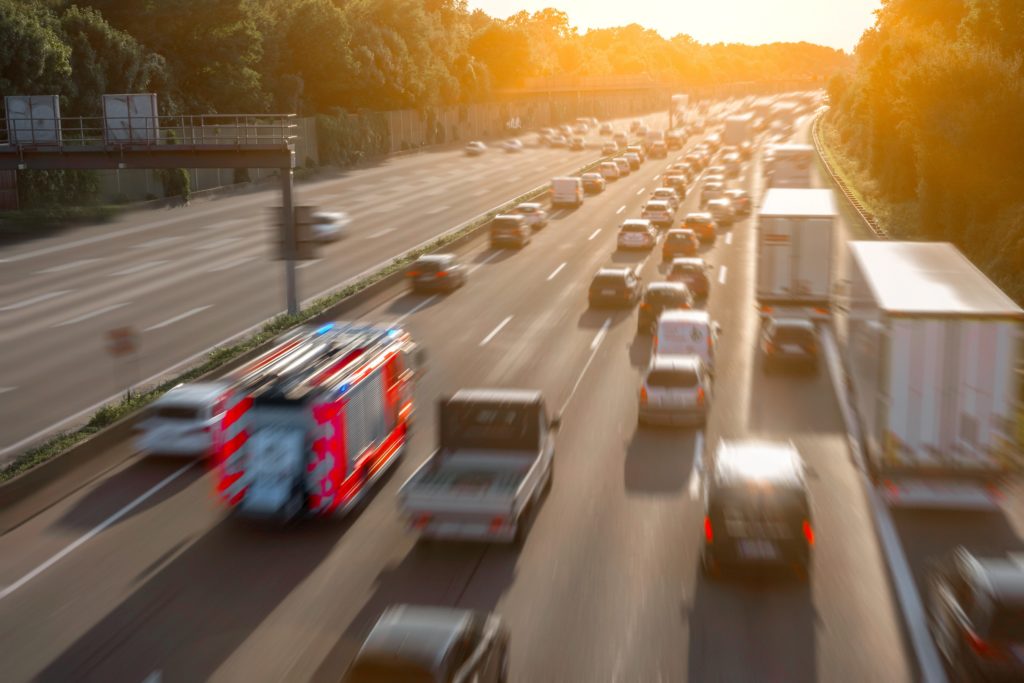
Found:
[413,260,442,273]
[667,233,693,243]
[671,264,701,276]
[773,326,816,344]
[622,224,648,232]
[989,606,1024,641]
[647,369,698,388]
[442,402,540,450]
[645,288,686,305]
[492,217,521,230]
[592,274,626,288]
[154,406,201,420]
[684,218,709,227]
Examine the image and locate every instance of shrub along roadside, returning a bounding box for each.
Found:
[0,154,612,483]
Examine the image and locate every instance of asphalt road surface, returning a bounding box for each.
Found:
[0,111,667,459]
[0,113,922,682]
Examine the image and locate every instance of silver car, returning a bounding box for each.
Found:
[134,382,228,457]
[310,211,351,242]
[638,355,711,426]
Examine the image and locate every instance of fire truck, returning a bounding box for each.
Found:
[213,321,424,520]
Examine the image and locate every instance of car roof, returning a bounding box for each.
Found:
[670,257,705,267]
[712,440,805,487]
[646,281,687,293]
[450,388,543,405]
[357,605,471,671]
[595,266,633,277]
[414,254,453,264]
[706,199,730,207]
[658,309,710,324]
[645,200,670,208]
[649,354,703,372]
[653,188,677,194]
[493,213,524,221]
[582,172,602,179]
[967,555,1024,604]
[155,382,228,407]
[770,318,816,331]
[684,212,713,221]
[724,188,747,196]
[515,202,542,210]
[621,219,652,227]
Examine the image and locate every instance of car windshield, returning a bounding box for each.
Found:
[647,369,698,388]
[153,405,201,420]
[442,401,540,450]
[592,274,626,287]
[668,233,693,243]
[772,326,816,344]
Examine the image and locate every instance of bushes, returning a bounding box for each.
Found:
[315,110,390,167]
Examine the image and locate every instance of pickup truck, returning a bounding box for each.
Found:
[399,389,559,544]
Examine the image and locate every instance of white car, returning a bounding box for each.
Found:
[617,219,657,250]
[502,139,524,153]
[134,382,229,457]
[641,200,674,229]
[599,161,620,180]
[465,141,486,156]
[638,354,712,426]
[511,202,548,229]
[311,211,351,242]
[599,122,613,136]
[650,187,680,210]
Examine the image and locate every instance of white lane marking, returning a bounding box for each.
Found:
[395,295,438,324]
[688,431,704,500]
[141,672,162,683]
[820,328,948,683]
[479,315,513,346]
[616,205,625,215]
[718,265,728,284]
[36,258,103,275]
[0,290,70,312]
[208,255,257,272]
[425,205,451,216]
[144,305,213,332]
[591,317,611,350]
[53,302,129,328]
[588,229,601,241]
[365,228,395,239]
[110,260,168,277]
[725,232,733,245]
[296,259,320,270]
[653,174,660,180]
[636,187,646,195]
[196,236,241,251]
[467,250,500,275]
[547,262,567,281]
[0,386,15,394]
[0,461,197,602]
[560,317,612,413]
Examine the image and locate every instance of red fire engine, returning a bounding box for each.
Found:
[213,322,423,520]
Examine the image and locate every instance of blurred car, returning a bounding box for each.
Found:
[666,130,684,150]
[639,354,711,427]
[926,547,1024,682]
[724,188,752,216]
[407,253,467,293]
[599,122,614,136]
[624,152,642,170]
[489,214,531,248]
[701,440,813,579]
[581,172,606,194]
[662,229,700,261]
[706,164,727,178]
[637,282,694,334]
[706,198,736,228]
[600,161,621,181]
[343,605,509,683]
[667,257,711,298]
[589,266,642,308]
[310,211,351,242]
[617,219,658,250]
[572,123,588,135]
[630,119,643,133]
[685,152,706,171]
[650,187,681,210]
[703,174,727,189]
[663,175,689,196]
[637,124,650,137]
[134,382,228,457]
[683,212,717,243]
[601,142,618,156]
[668,162,695,182]
[613,131,628,148]
[548,134,568,148]
[502,139,524,153]
[626,145,646,162]
[723,152,742,177]
[760,317,819,371]
[510,202,548,229]
[613,157,632,176]
[559,124,573,137]
[700,181,725,207]
[569,136,586,151]
[642,200,674,229]
[649,141,668,159]
[465,141,487,156]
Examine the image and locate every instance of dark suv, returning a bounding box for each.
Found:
[588,267,641,308]
[637,282,694,334]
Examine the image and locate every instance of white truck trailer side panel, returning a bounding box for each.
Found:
[756,189,837,304]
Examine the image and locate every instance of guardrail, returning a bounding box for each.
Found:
[810,109,888,239]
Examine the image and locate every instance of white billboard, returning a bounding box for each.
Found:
[4,95,62,145]
[103,93,159,143]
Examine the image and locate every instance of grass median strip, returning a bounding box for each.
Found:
[0,154,614,484]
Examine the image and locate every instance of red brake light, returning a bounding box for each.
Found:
[407,270,420,277]
[802,520,815,546]
[413,514,432,529]
[703,516,714,543]
[964,628,1009,660]
[436,271,448,278]
[640,386,648,403]
[765,341,775,354]
[696,387,705,407]
[489,516,506,533]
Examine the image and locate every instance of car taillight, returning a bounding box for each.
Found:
[640,303,650,310]
[802,520,815,546]
[489,516,506,533]
[964,628,1009,660]
[413,514,432,529]
[703,516,714,543]
[407,271,420,277]
[696,387,705,407]
[986,482,1004,500]
[436,271,449,278]
[765,341,775,354]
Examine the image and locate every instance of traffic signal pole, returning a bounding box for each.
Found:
[281,167,299,315]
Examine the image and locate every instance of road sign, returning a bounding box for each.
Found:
[107,326,138,357]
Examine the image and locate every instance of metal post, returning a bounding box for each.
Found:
[281,168,298,315]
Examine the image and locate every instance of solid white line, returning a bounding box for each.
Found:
[36,258,103,275]
[560,317,612,414]
[141,671,162,683]
[365,228,395,239]
[395,295,438,324]
[479,315,513,346]
[208,255,256,272]
[718,265,728,284]
[590,317,611,350]
[0,386,15,394]
[0,290,70,312]
[636,187,646,195]
[53,302,129,328]
[425,205,451,215]
[588,229,601,241]
[296,259,320,270]
[653,174,660,180]
[547,262,567,281]
[110,260,167,277]
[616,205,625,215]
[144,305,212,332]
[725,232,734,245]
[0,461,197,602]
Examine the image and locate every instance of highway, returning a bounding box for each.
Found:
[0,114,921,682]
[0,111,668,458]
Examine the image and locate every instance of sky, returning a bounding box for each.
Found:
[466,0,883,51]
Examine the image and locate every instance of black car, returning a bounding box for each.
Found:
[637,282,694,334]
[760,317,819,371]
[407,254,467,293]
[667,257,711,299]
[702,440,813,579]
[588,267,641,308]
[927,548,1024,682]
[344,605,509,683]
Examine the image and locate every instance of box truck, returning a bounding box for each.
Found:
[722,113,754,147]
[840,241,1024,509]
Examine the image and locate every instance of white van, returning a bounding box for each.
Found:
[135,382,228,457]
[652,310,721,370]
[551,176,583,208]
